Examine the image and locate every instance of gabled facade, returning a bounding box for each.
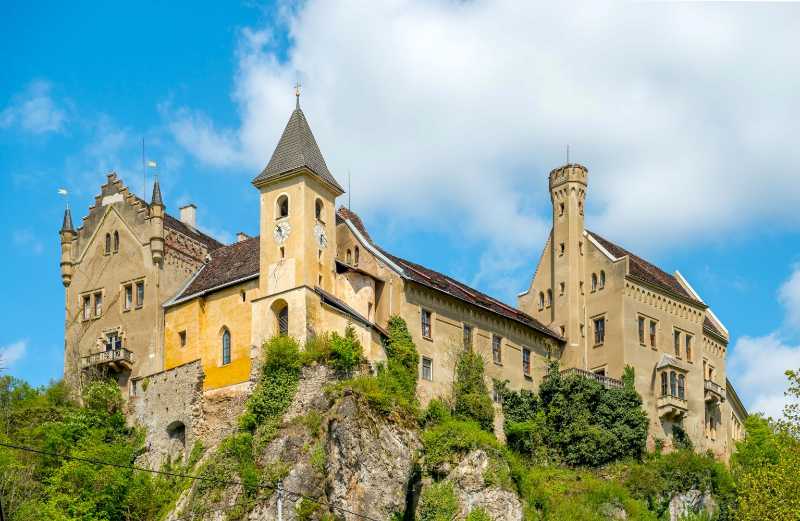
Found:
[60,173,221,394]
[518,164,747,458]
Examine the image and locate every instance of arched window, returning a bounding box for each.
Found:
[276,194,289,219]
[558,202,565,216]
[105,233,111,254]
[315,198,323,221]
[599,270,606,289]
[591,273,598,292]
[538,292,545,310]
[669,371,677,397]
[113,231,119,253]
[678,374,685,400]
[346,249,352,264]
[354,246,360,267]
[660,372,668,396]
[546,289,553,307]
[272,300,289,336]
[221,328,231,365]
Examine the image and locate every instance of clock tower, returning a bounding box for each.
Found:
[251,93,345,343]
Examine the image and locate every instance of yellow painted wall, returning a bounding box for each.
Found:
[164,280,256,390]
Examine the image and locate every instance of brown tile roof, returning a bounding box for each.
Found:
[174,236,260,301]
[588,231,703,306]
[337,208,563,341]
[164,213,224,252]
[252,107,344,193]
[703,316,726,341]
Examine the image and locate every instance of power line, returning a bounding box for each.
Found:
[0,441,381,521]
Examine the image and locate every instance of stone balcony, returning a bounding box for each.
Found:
[704,379,726,403]
[556,367,624,390]
[81,348,135,372]
[657,393,688,418]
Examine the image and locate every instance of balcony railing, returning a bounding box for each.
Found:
[657,393,688,418]
[556,367,624,390]
[81,348,135,371]
[704,379,726,403]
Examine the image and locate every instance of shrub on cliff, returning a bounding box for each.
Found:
[329,325,363,374]
[452,350,495,432]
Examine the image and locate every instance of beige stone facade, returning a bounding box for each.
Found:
[518,164,747,459]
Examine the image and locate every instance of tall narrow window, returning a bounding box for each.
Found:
[678,374,686,400]
[591,273,598,292]
[559,281,565,295]
[277,195,289,218]
[221,329,231,365]
[179,330,187,347]
[136,281,145,308]
[463,324,473,350]
[123,284,132,311]
[670,371,677,397]
[315,198,323,220]
[113,231,119,253]
[93,292,103,317]
[538,292,545,310]
[522,348,531,375]
[492,335,502,364]
[346,249,352,264]
[673,330,681,356]
[579,281,584,294]
[599,271,606,289]
[559,242,565,256]
[421,357,433,381]
[104,233,111,255]
[82,295,91,321]
[354,247,360,267]
[660,372,668,396]
[421,309,432,339]
[593,317,605,345]
[649,320,657,347]
[638,317,645,344]
[685,335,693,362]
[558,202,564,216]
[546,289,553,307]
[278,306,289,336]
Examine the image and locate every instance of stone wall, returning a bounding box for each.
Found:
[128,359,205,468]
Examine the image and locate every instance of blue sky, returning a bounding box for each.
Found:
[2,1,800,418]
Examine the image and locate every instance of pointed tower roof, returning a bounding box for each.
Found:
[151,177,164,206]
[252,104,344,194]
[60,208,74,232]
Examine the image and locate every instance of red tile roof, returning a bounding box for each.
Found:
[174,236,260,301]
[588,231,703,306]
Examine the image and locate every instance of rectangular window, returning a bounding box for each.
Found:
[492,335,502,364]
[93,292,103,317]
[82,295,91,321]
[421,309,432,339]
[421,357,433,381]
[463,324,473,350]
[593,317,605,345]
[135,281,145,308]
[649,320,657,347]
[179,330,187,347]
[123,284,132,311]
[660,372,668,396]
[685,335,693,362]
[105,332,121,351]
[522,348,531,375]
[673,330,681,357]
[492,382,503,404]
[638,317,645,344]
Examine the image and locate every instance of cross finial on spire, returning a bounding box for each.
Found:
[294,79,302,109]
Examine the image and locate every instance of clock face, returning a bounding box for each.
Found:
[314,223,327,249]
[273,221,291,244]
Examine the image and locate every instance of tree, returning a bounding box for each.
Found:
[452,350,494,432]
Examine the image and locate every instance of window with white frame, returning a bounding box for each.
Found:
[492,335,502,364]
[522,348,531,375]
[421,356,433,381]
[421,309,432,339]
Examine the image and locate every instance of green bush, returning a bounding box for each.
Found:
[421,398,451,427]
[452,350,494,432]
[422,419,502,473]
[418,481,459,521]
[465,508,491,521]
[81,379,122,414]
[329,325,363,374]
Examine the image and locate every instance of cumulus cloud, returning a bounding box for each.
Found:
[0,339,28,369]
[1,80,67,134]
[778,264,800,330]
[167,1,800,252]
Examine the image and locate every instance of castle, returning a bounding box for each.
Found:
[59,94,746,460]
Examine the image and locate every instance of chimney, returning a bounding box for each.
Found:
[179,204,196,229]
[236,232,250,243]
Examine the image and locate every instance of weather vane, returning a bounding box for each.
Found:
[294,79,302,108]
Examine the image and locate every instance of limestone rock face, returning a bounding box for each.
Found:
[668,489,716,521]
[445,449,523,521]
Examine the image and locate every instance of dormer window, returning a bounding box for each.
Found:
[315,198,323,221]
[276,195,289,219]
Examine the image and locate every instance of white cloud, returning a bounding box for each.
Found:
[1,81,67,134]
[778,264,800,330]
[0,340,28,369]
[165,1,800,301]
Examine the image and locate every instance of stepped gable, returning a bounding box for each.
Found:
[588,231,703,306]
[175,235,260,301]
[337,208,563,341]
